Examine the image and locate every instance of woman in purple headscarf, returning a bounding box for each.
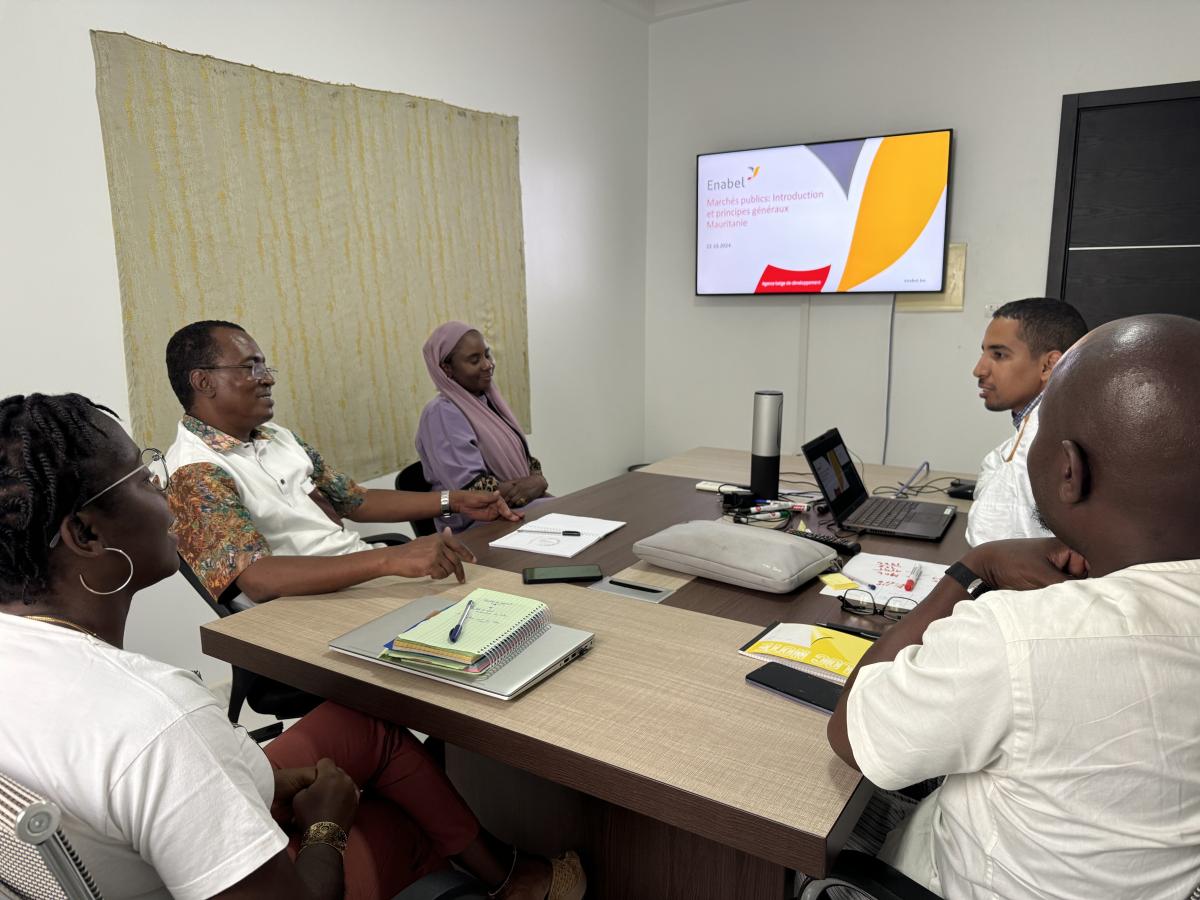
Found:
[416,322,548,531]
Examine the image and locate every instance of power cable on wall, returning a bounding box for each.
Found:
[881,295,896,464]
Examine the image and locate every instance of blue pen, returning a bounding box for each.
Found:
[448,599,474,643]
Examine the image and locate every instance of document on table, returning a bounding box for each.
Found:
[487,513,626,558]
[818,552,948,605]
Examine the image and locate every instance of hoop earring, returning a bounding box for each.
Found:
[79,547,134,596]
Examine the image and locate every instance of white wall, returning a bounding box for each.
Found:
[644,0,1200,473]
[0,0,648,676]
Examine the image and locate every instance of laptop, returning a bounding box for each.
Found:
[800,428,956,541]
[329,595,594,700]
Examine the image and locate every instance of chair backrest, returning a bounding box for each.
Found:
[0,772,102,900]
[395,462,437,537]
[176,556,321,725]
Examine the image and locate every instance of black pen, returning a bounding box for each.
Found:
[816,622,882,640]
[608,579,665,594]
[517,527,582,536]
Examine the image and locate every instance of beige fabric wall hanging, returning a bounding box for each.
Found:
[92,31,529,478]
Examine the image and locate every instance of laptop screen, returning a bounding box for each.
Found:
[800,428,868,522]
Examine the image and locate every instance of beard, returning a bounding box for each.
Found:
[1033,505,1054,534]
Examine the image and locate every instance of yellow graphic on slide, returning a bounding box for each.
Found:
[837,131,949,291]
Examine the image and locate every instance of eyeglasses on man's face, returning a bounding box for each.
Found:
[48,449,170,548]
[195,362,278,381]
[839,588,917,621]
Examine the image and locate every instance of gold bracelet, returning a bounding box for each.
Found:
[299,821,348,855]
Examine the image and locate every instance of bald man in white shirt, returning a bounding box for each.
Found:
[830,314,1200,899]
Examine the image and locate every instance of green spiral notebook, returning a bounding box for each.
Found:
[381,588,549,675]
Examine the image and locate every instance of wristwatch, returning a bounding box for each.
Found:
[945,561,992,599]
[439,489,453,519]
[300,821,348,855]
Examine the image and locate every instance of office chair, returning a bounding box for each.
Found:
[1,769,486,900]
[178,526,413,734]
[798,851,939,899]
[178,556,323,738]
[1,771,101,900]
[396,461,438,537]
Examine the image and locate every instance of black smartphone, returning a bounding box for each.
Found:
[522,564,603,585]
[745,662,843,715]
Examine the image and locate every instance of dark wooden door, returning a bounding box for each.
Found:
[1047,81,1200,327]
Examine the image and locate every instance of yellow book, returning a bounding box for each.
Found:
[738,622,872,685]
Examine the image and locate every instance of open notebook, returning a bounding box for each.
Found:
[487,513,625,558]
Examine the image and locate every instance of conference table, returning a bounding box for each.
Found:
[200,447,972,899]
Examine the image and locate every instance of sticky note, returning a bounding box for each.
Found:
[819,573,858,591]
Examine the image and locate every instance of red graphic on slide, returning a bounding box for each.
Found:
[754,264,831,293]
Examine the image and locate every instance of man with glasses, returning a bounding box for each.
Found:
[826,314,1200,899]
[163,320,519,605]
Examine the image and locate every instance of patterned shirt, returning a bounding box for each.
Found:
[1011,391,1043,428]
[166,416,368,602]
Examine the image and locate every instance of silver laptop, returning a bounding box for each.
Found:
[801,427,956,541]
[329,595,594,700]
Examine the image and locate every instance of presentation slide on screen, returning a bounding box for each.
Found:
[696,130,950,295]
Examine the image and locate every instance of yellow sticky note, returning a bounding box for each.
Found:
[819,573,858,591]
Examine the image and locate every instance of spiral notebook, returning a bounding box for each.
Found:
[329,594,594,700]
[381,589,549,675]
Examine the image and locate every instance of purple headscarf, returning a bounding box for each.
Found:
[422,322,531,483]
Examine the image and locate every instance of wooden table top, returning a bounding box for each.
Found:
[465,447,972,628]
[200,447,976,876]
[201,564,862,874]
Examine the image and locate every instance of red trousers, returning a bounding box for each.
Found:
[265,701,481,900]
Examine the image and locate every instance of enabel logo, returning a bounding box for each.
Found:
[706,165,760,191]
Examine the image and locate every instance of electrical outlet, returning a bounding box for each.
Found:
[896,242,966,312]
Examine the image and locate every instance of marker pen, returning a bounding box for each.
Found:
[745,501,793,514]
[904,564,923,592]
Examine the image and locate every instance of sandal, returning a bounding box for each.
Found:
[545,851,586,900]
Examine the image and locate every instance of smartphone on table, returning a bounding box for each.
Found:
[745,662,843,715]
[522,564,604,585]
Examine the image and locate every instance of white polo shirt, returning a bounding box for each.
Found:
[166,416,374,600]
[966,401,1052,546]
[847,560,1200,900]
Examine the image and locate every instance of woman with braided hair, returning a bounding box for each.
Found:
[0,393,585,900]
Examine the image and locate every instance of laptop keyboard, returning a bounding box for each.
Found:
[852,497,921,530]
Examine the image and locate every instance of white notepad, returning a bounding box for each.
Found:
[487,513,625,558]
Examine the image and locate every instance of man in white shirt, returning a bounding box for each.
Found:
[164,320,520,603]
[965,297,1087,545]
[828,314,1200,899]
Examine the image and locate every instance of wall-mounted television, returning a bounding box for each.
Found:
[696,128,952,295]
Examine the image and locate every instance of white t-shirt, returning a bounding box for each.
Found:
[0,615,287,899]
[965,403,1052,546]
[847,560,1200,900]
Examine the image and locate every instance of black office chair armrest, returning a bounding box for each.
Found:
[391,868,487,900]
[800,851,940,900]
[245,722,285,743]
[364,532,411,547]
[395,462,439,538]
